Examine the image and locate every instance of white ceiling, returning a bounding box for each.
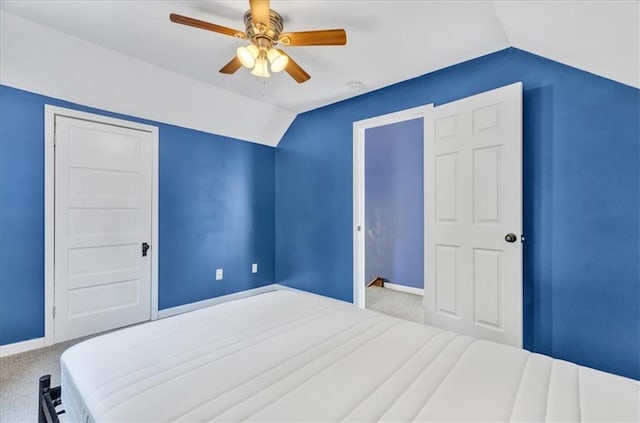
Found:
[493,0,639,89]
[0,11,296,146]
[0,0,640,146]
[0,1,637,145]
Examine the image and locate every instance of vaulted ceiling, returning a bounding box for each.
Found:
[1,1,637,146]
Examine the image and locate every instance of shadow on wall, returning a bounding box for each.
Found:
[522,84,555,355]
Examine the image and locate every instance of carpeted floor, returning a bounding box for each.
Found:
[365,286,424,324]
[1,288,423,422]
[0,337,89,423]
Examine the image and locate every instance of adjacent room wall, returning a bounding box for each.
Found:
[365,118,424,289]
[0,85,276,346]
[275,48,640,380]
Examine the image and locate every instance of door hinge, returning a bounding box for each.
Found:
[53,306,56,319]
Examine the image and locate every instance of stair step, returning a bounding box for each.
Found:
[367,277,385,288]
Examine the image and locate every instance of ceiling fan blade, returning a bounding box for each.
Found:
[170,13,246,38]
[219,56,243,74]
[278,29,346,46]
[278,50,310,83]
[249,0,270,29]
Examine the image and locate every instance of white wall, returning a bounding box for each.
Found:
[0,11,296,147]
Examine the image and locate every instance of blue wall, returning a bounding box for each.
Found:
[275,48,640,380]
[0,85,276,345]
[1,47,638,381]
[365,119,424,289]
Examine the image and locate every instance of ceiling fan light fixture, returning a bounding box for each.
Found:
[267,48,289,73]
[236,44,259,68]
[251,57,271,78]
[170,0,347,84]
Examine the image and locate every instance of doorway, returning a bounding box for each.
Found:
[353,105,432,312]
[44,106,159,345]
[364,117,425,322]
[353,82,523,347]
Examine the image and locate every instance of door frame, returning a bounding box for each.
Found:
[352,104,433,308]
[44,105,160,346]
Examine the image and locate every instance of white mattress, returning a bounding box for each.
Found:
[61,289,639,422]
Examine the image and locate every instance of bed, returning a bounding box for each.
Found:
[53,289,638,422]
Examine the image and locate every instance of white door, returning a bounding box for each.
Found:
[424,83,523,347]
[54,116,153,343]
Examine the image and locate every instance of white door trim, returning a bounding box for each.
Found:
[44,105,159,346]
[352,104,434,309]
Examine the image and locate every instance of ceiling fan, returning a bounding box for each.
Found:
[170,0,347,83]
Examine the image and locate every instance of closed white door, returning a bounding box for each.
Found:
[54,116,153,343]
[424,83,523,347]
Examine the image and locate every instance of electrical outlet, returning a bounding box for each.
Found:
[216,268,223,281]
[252,263,258,273]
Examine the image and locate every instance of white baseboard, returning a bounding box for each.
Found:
[384,282,424,296]
[273,283,346,302]
[0,337,46,357]
[157,284,280,319]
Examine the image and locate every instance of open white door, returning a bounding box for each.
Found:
[54,115,153,343]
[424,83,523,347]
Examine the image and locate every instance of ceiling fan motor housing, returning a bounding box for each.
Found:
[243,9,284,48]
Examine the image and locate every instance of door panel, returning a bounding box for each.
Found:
[425,83,522,347]
[435,153,459,222]
[473,248,502,329]
[435,245,460,317]
[68,208,139,238]
[67,280,140,317]
[54,116,152,343]
[472,146,501,223]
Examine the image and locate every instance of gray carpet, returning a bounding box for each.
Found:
[0,338,87,423]
[365,286,424,324]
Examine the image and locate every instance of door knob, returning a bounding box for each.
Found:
[142,242,150,257]
[504,233,517,243]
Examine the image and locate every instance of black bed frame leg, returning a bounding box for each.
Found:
[38,374,62,423]
[38,375,51,423]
